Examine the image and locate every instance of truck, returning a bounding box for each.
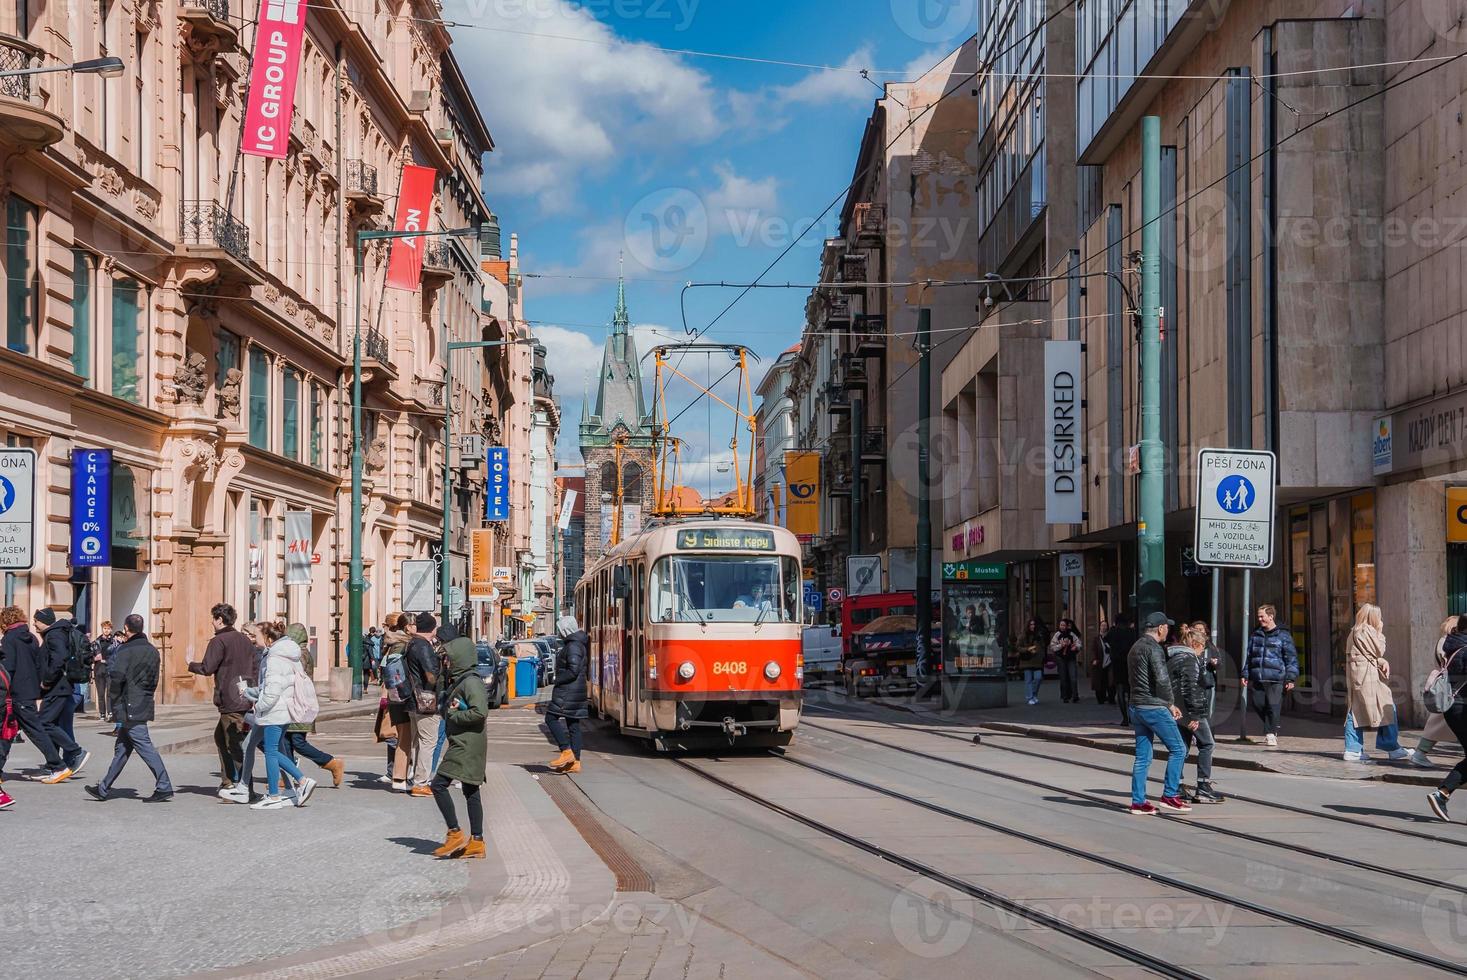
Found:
[843,614,942,698]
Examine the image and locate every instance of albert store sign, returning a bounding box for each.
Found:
[1372,387,1467,476]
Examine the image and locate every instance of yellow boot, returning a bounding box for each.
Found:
[548,749,573,772]
[456,837,487,859]
[564,759,581,774]
[433,829,467,858]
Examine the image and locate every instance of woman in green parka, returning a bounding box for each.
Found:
[430,624,488,859]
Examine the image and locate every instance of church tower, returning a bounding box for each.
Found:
[579,264,656,569]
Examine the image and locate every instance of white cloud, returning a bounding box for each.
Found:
[706,163,779,237]
[450,0,724,213]
[533,324,602,397]
[775,46,877,106]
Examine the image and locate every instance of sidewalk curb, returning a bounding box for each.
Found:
[976,720,1442,785]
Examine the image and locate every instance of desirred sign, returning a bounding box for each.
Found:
[385,165,437,291]
[241,0,308,159]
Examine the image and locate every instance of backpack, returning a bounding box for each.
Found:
[0,665,16,741]
[382,652,407,703]
[286,665,320,724]
[1423,647,1465,714]
[63,628,92,684]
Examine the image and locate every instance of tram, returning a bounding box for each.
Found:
[574,518,805,750]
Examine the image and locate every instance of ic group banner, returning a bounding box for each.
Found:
[385,165,438,291]
[242,0,308,158]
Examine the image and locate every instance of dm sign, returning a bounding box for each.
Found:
[70,449,112,568]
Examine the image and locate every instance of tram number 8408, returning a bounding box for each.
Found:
[712,661,748,676]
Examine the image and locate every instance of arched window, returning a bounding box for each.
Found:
[623,462,643,502]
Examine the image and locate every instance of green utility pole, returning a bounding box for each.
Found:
[1138,115,1166,618]
[350,224,494,698]
[914,307,933,678]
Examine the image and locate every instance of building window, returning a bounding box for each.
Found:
[111,277,142,403]
[309,383,323,467]
[111,462,149,570]
[71,249,92,382]
[215,328,239,390]
[282,367,300,460]
[248,346,269,449]
[5,196,37,354]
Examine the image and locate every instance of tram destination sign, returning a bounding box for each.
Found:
[676,528,776,551]
[1193,448,1276,568]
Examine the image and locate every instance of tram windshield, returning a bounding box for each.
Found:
[649,555,800,623]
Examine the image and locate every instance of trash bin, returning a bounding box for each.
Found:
[514,657,539,698]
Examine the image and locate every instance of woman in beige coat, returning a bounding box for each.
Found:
[1344,603,1409,762]
[1410,616,1461,768]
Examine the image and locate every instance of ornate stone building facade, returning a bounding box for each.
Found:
[0,0,505,699]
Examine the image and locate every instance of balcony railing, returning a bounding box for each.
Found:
[423,239,453,273]
[182,0,229,22]
[364,329,389,363]
[839,253,867,293]
[345,159,379,197]
[0,36,42,105]
[179,202,250,263]
[860,426,886,461]
[853,202,885,243]
[824,295,851,326]
[853,314,886,356]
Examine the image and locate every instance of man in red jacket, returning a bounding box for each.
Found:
[188,603,257,802]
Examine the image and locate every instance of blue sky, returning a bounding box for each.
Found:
[446,1,975,475]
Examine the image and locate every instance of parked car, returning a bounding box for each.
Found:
[802,625,843,687]
[475,641,510,708]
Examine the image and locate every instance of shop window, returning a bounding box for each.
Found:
[1289,508,1308,671]
[248,347,269,449]
[1450,545,1467,617]
[71,250,92,382]
[282,367,300,460]
[1351,491,1376,609]
[111,278,143,404]
[215,329,239,393]
[110,462,149,570]
[309,383,323,468]
[5,196,37,354]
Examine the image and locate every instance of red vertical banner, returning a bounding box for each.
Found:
[385,164,438,291]
[241,0,308,159]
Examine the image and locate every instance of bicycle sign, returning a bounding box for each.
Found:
[1194,449,1276,568]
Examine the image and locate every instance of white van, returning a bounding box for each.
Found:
[802,625,843,686]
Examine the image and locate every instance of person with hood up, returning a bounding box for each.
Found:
[33,608,89,779]
[546,615,589,774]
[281,623,343,787]
[1342,603,1409,763]
[243,621,318,810]
[429,624,488,859]
[0,605,69,787]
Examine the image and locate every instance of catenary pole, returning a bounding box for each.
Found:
[1137,116,1166,619]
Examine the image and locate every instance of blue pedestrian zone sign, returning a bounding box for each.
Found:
[1194,449,1275,568]
[486,446,510,522]
[1216,475,1256,514]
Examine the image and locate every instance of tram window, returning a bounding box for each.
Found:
[648,555,798,623]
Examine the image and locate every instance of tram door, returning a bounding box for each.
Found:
[622,562,644,728]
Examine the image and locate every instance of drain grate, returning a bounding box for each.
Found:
[538,775,655,892]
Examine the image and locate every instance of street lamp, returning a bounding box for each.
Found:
[347,224,524,698]
[0,56,124,79]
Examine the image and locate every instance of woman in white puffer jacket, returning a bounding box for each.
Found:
[245,622,317,810]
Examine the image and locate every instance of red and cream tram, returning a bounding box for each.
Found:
[574,518,804,750]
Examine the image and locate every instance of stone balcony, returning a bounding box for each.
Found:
[178,0,238,55]
[0,35,64,149]
[421,239,454,285]
[345,159,383,214]
[179,201,258,284]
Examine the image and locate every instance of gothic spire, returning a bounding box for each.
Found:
[613,251,629,336]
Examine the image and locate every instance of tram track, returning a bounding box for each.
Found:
[803,703,1467,850]
[670,757,1208,980]
[799,714,1467,898]
[677,750,1467,976]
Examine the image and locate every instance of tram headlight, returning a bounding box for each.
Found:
[677,661,696,681]
[763,661,782,681]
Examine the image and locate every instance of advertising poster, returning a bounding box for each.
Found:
[942,580,1007,677]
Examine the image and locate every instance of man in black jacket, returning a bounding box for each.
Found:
[405,612,441,796]
[0,605,70,787]
[33,609,89,778]
[85,615,173,803]
[1105,613,1139,725]
[1127,611,1191,815]
[188,602,258,800]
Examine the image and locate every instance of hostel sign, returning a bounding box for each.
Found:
[1193,449,1276,568]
